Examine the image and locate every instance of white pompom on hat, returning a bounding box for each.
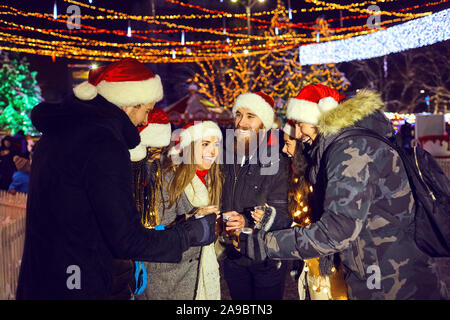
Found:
[129,108,172,162]
[73,57,163,107]
[286,84,346,125]
[232,91,277,130]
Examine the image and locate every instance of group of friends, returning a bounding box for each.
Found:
[16,58,448,300]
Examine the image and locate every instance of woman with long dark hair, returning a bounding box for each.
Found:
[282,120,348,300]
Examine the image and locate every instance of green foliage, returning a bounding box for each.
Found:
[0,52,42,134]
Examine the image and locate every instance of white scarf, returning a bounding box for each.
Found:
[184,174,221,300]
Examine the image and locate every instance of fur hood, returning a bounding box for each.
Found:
[317,89,385,137]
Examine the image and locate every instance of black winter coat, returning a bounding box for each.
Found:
[221,132,293,266]
[16,95,190,300]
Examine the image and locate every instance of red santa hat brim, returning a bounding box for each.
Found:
[286,97,339,125]
[232,93,276,129]
[282,122,296,138]
[140,122,171,147]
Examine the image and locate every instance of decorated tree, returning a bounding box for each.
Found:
[346,42,449,113]
[257,0,348,120]
[0,52,42,135]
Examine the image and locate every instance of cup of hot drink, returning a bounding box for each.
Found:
[238,227,253,235]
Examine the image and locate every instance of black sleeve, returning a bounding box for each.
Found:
[84,138,189,263]
[264,155,292,231]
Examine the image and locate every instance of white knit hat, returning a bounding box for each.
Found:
[282,120,296,138]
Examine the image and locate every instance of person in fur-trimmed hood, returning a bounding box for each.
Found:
[236,84,448,300]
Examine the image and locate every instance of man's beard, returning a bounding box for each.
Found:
[233,126,264,156]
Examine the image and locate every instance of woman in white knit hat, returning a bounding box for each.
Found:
[143,120,224,300]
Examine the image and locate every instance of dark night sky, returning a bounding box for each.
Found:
[4,0,449,104]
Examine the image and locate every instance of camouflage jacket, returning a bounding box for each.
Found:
[261,90,448,299]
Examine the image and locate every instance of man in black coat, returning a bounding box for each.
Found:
[221,92,292,300]
[16,58,216,300]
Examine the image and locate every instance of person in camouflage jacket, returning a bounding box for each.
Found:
[237,85,448,300]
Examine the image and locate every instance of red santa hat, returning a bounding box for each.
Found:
[282,119,297,138]
[286,84,346,125]
[168,121,222,158]
[232,91,276,130]
[139,108,171,148]
[73,58,163,107]
[129,108,172,162]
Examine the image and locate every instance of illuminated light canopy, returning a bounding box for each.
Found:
[299,9,450,65]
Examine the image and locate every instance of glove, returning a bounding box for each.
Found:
[179,213,216,247]
[237,229,268,262]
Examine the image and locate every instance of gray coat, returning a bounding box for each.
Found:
[143,172,202,300]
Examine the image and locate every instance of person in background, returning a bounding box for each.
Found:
[0,136,18,190]
[399,121,413,148]
[13,130,28,158]
[8,155,31,195]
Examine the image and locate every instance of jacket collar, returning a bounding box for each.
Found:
[31,94,140,150]
[317,89,384,137]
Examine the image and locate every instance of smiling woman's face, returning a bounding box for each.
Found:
[194,136,220,171]
[282,133,296,158]
[295,122,318,145]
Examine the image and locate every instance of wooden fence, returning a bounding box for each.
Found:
[0,191,27,300]
[436,158,450,179]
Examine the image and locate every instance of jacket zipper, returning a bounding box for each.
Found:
[232,162,238,206]
[414,146,436,201]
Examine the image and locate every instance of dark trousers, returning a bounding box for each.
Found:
[223,258,287,300]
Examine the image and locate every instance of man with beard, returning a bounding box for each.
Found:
[220,91,292,300]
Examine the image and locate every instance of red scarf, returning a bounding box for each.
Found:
[196,169,209,185]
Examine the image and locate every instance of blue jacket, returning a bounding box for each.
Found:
[8,171,29,194]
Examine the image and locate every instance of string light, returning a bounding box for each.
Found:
[127,21,131,37]
[0,1,445,63]
[53,1,57,19]
[299,9,449,65]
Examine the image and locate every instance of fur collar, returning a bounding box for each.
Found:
[317,89,384,137]
[184,174,210,207]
